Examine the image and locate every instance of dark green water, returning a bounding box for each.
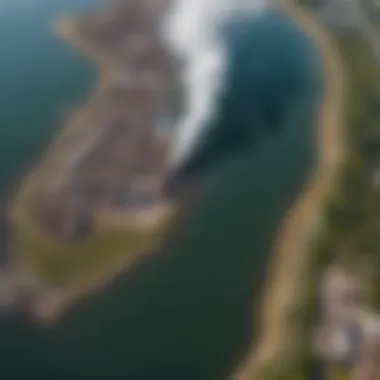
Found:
[0,3,322,379]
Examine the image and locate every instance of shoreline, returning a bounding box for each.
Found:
[8,2,176,325]
[11,18,118,240]
[26,244,161,325]
[4,0,343,334]
[234,2,346,378]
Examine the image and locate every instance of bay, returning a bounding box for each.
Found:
[0,2,322,379]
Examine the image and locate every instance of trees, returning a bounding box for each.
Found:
[272,3,380,379]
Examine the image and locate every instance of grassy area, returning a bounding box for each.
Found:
[267,1,380,380]
[11,166,170,286]
[239,1,380,379]
[314,22,380,310]
[233,3,345,380]
[13,218,166,286]
[328,365,350,380]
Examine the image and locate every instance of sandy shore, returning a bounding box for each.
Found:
[234,2,346,378]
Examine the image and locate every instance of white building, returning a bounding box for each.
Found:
[319,0,360,29]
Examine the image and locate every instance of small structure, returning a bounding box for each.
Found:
[37,186,93,242]
[371,157,380,189]
[315,266,380,379]
[33,0,177,242]
[315,267,364,365]
[319,0,360,29]
[320,266,362,321]
[351,312,380,380]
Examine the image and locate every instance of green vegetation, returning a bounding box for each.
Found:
[13,219,166,286]
[10,130,173,287]
[362,0,380,27]
[328,366,350,380]
[11,179,170,286]
[256,3,380,380]
[319,30,380,309]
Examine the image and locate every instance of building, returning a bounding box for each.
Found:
[351,312,380,380]
[315,267,364,365]
[315,266,380,379]
[319,0,360,29]
[36,0,176,241]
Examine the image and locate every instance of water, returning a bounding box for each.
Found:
[0,0,99,196]
[0,1,322,379]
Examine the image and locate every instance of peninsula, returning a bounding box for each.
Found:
[4,0,181,324]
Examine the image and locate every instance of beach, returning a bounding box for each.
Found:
[234,1,346,378]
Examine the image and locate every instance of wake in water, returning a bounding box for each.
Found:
[162,0,267,167]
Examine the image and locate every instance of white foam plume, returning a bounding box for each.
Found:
[162,0,266,167]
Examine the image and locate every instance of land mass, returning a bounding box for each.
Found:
[234,1,346,378]
[3,0,181,324]
[236,0,380,379]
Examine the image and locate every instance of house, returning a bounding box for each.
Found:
[319,0,360,29]
[351,312,380,379]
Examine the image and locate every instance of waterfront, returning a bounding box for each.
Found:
[0,0,99,196]
[0,1,321,379]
